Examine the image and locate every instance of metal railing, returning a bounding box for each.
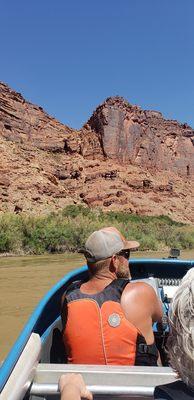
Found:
[30,364,177,399]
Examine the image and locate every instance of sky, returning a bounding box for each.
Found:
[1,0,194,129]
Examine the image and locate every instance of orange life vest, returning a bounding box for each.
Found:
[62,279,158,365]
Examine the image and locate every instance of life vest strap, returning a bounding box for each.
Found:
[137,343,158,357]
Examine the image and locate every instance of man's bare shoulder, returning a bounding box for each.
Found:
[123,281,158,299]
[122,281,163,321]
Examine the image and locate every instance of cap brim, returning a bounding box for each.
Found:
[77,247,85,254]
[123,240,140,251]
[78,247,95,260]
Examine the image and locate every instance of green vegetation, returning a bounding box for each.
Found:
[0,205,193,255]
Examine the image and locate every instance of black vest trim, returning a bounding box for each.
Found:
[66,278,129,308]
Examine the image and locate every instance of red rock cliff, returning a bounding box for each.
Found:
[85,97,194,177]
[0,83,194,223]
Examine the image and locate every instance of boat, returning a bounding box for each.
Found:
[0,256,193,400]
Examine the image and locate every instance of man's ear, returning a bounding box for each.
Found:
[109,255,117,273]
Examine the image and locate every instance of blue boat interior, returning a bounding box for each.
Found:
[0,258,194,398]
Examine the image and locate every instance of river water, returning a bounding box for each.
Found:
[0,250,194,360]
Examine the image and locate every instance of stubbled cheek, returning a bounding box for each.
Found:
[116,266,130,279]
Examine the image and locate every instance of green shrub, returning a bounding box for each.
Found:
[0,213,23,253]
[0,206,193,254]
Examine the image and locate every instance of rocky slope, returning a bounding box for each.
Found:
[0,82,194,223]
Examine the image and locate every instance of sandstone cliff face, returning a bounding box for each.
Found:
[85,97,194,177]
[0,82,194,223]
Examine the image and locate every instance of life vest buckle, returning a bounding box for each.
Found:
[138,343,158,357]
[138,343,149,354]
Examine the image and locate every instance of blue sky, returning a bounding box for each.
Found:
[1,0,194,129]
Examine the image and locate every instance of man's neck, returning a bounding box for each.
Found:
[80,272,116,294]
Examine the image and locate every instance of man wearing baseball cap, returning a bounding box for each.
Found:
[61,227,162,366]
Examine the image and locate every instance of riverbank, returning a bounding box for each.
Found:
[0,205,194,255]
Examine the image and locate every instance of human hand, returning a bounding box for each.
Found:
[59,373,93,400]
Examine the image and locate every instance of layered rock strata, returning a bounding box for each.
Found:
[0,83,194,223]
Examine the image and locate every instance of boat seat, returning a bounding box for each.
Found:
[41,318,67,364]
[50,327,67,364]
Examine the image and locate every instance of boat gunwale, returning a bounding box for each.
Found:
[0,258,194,393]
[0,265,88,392]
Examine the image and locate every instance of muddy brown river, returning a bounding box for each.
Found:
[0,250,194,360]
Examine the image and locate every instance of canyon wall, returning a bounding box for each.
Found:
[0,82,194,222]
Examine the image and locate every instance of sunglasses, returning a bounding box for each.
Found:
[116,250,130,260]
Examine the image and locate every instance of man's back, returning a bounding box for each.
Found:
[80,278,162,345]
[61,226,162,366]
[62,278,162,365]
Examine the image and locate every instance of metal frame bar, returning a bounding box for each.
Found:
[30,364,177,398]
